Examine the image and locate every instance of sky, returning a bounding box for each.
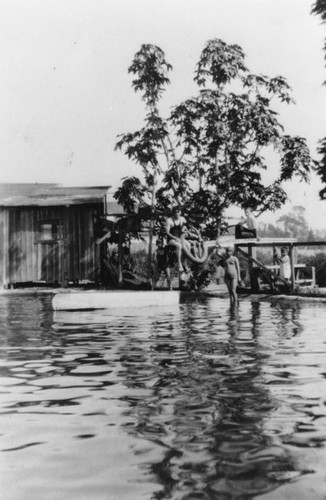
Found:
[0,0,326,228]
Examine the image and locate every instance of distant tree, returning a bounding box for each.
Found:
[307,229,316,241]
[115,39,314,238]
[276,205,309,239]
[258,222,286,238]
[312,0,326,198]
[259,206,315,240]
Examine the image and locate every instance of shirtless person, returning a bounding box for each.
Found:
[235,208,258,239]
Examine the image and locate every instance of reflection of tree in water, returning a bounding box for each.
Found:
[118,300,308,500]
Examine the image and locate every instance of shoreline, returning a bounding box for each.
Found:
[1,285,326,304]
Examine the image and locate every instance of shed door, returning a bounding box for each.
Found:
[37,220,65,284]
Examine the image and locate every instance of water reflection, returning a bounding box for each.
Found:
[0,295,326,500]
[116,298,310,499]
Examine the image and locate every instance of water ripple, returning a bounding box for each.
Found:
[1,295,326,499]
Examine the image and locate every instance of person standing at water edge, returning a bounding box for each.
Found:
[216,245,241,306]
[153,238,172,290]
[165,206,187,272]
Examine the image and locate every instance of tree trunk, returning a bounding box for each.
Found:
[147,165,158,284]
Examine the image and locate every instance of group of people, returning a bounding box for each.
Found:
[154,205,291,307]
[154,205,259,302]
[154,205,190,290]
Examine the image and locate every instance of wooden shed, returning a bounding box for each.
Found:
[0,183,123,289]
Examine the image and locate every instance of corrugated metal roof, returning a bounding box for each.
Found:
[0,183,113,207]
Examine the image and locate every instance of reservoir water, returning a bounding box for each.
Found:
[1,294,326,499]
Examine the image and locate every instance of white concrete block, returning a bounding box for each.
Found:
[52,290,180,311]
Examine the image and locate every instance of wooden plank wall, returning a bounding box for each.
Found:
[36,206,65,284]
[8,208,33,283]
[0,203,103,287]
[66,205,100,283]
[0,208,10,287]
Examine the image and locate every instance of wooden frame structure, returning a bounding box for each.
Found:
[233,238,324,293]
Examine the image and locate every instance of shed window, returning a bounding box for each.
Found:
[38,221,64,241]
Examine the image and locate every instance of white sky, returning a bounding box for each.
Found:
[0,0,326,228]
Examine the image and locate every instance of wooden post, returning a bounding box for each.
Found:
[58,240,64,287]
[289,244,295,293]
[118,224,123,287]
[248,244,255,292]
[95,242,100,286]
[312,266,316,287]
[59,212,68,288]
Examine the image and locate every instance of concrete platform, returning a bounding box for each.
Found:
[52,289,180,311]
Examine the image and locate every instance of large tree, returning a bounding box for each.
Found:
[312,0,326,198]
[115,39,313,239]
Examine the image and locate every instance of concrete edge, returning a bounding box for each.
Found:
[2,288,326,304]
[203,291,326,303]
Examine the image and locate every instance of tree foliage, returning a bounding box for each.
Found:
[312,0,326,198]
[115,39,313,238]
[312,0,326,68]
